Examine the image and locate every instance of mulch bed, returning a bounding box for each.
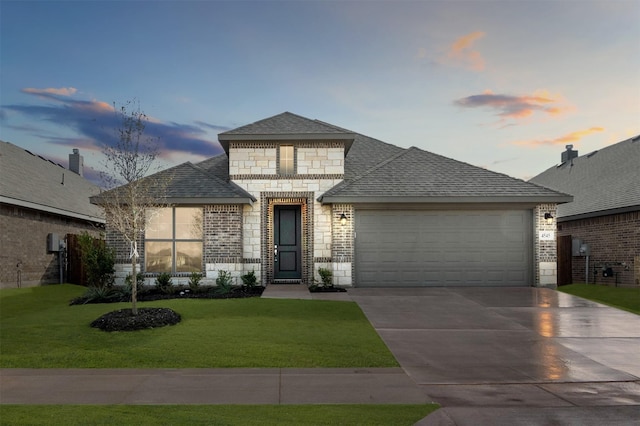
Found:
[308,286,347,293]
[70,286,264,306]
[90,307,181,332]
[76,286,265,332]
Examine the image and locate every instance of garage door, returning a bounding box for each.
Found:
[355,210,532,287]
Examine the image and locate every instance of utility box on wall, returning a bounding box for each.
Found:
[572,238,590,256]
[572,238,582,256]
[47,233,60,252]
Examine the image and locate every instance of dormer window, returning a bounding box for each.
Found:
[279,145,295,175]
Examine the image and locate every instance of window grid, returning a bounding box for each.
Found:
[145,207,203,274]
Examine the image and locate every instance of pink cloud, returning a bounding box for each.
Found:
[454,90,571,122]
[513,127,605,148]
[443,31,486,71]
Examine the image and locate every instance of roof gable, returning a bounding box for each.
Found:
[529,136,640,219]
[91,158,255,205]
[218,112,356,154]
[0,141,104,222]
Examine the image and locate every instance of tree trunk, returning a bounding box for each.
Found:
[131,242,138,315]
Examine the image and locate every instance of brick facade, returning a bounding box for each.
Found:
[204,205,243,263]
[0,204,101,288]
[558,211,639,286]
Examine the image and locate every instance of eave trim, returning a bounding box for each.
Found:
[319,195,574,205]
[1,196,106,223]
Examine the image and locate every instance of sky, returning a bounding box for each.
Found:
[1,0,639,186]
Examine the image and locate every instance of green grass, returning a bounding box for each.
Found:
[0,404,438,425]
[0,285,398,368]
[558,284,640,314]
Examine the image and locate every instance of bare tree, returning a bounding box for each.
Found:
[93,99,169,315]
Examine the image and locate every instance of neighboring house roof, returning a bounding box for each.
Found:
[0,140,105,223]
[529,135,640,220]
[91,161,256,206]
[218,112,356,153]
[322,146,571,204]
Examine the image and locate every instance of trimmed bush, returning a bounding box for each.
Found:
[241,270,258,288]
[155,272,174,294]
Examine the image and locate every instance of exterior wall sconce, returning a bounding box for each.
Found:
[340,213,348,226]
[544,213,554,225]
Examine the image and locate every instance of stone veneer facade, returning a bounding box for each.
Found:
[227,140,348,286]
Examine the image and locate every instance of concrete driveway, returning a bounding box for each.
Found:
[348,287,640,425]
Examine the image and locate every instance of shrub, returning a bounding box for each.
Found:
[155,272,174,294]
[318,267,333,287]
[81,285,117,304]
[215,270,234,295]
[77,232,115,288]
[241,270,258,288]
[189,272,203,290]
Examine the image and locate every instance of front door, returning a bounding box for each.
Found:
[274,205,302,280]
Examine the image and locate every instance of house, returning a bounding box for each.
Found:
[98,112,571,288]
[530,137,640,286]
[0,142,105,288]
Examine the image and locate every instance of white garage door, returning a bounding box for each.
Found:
[355,210,532,287]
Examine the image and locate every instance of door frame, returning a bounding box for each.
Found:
[261,192,314,285]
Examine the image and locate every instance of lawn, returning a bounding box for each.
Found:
[0,404,438,425]
[558,284,640,314]
[0,284,398,368]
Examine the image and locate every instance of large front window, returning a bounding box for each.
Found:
[145,207,203,273]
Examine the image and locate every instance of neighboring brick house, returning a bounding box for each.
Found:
[97,112,571,288]
[0,142,105,288]
[530,137,640,287]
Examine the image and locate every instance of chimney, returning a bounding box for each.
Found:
[69,148,84,176]
[561,144,578,163]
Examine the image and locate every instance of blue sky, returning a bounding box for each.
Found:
[2,0,639,185]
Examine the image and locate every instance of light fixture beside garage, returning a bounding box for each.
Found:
[544,213,554,224]
[340,213,348,226]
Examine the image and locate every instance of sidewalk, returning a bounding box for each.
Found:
[0,368,429,405]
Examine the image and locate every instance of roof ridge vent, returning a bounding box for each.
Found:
[586,150,599,158]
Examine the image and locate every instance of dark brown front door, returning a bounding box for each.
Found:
[274,205,302,280]
[557,235,572,286]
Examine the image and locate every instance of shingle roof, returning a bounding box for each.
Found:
[194,154,230,180]
[529,136,640,219]
[217,112,357,155]
[322,146,571,203]
[91,160,255,205]
[98,112,571,206]
[344,133,405,180]
[219,112,354,137]
[0,141,104,222]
